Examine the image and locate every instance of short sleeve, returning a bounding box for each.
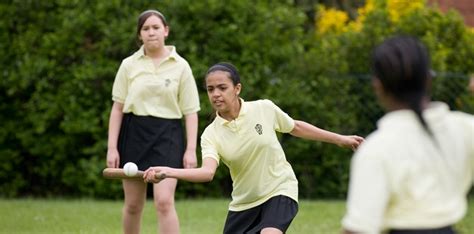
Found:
[342,142,390,233]
[201,128,220,165]
[178,64,200,115]
[111,61,128,103]
[262,100,294,133]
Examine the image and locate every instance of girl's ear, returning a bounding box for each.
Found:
[372,77,391,110]
[235,83,242,95]
[372,77,384,97]
[164,26,170,38]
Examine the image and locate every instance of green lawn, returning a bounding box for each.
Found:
[1,198,473,233]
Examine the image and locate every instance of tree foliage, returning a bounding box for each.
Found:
[0,0,472,199]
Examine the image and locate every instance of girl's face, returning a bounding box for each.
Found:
[139,15,169,51]
[205,71,241,114]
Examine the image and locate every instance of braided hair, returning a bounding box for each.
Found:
[372,36,433,136]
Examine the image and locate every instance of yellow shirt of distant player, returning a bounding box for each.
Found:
[112,45,200,119]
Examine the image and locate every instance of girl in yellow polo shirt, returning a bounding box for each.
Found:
[144,62,363,234]
[342,36,474,234]
[106,10,200,234]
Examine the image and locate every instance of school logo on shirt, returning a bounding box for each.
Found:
[255,124,263,135]
[165,79,171,87]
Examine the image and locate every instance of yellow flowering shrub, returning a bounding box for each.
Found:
[315,0,427,35]
[315,4,349,35]
[346,0,376,32]
[387,0,425,22]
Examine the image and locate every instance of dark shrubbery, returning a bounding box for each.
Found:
[1,0,472,199]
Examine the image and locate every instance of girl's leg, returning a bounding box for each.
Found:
[122,179,147,234]
[153,178,179,234]
[261,227,283,234]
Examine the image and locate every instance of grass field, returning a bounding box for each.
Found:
[1,198,473,233]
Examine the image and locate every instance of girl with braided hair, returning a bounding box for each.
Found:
[343,36,474,234]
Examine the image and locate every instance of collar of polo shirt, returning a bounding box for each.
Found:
[215,98,247,125]
[137,45,178,61]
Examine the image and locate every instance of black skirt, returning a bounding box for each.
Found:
[389,226,456,234]
[118,113,185,171]
[223,195,298,233]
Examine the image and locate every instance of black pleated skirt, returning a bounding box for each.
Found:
[118,113,184,171]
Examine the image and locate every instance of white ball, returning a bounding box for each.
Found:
[123,162,138,177]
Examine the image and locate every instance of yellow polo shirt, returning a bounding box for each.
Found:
[112,46,200,119]
[343,102,474,233]
[201,99,298,211]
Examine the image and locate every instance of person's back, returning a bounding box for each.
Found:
[342,36,474,234]
[353,103,474,229]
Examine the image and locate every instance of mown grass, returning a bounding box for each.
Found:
[1,198,472,233]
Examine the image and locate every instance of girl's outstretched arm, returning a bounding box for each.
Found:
[289,120,364,150]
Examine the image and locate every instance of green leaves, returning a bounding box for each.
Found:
[1,0,472,198]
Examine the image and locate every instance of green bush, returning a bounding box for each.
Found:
[0,0,472,199]
[0,0,308,198]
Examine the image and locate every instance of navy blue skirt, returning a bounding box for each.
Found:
[118,113,184,171]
